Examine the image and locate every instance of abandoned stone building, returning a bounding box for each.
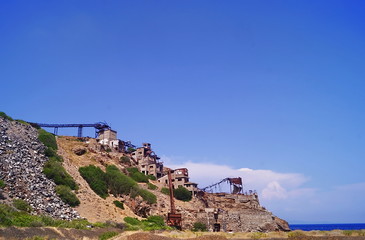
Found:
[158,168,198,195]
[97,129,124,151]
[131,143,164,178]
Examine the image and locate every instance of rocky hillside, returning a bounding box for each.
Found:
[0,115,289,232]
[0,117,79,220]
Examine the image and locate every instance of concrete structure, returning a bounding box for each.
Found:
[158,168,198,195]
[131,143,163,178]
[97,129,124,151]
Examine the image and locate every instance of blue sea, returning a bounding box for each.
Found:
[290,223,365,231]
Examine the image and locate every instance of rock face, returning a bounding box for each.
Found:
[0,118,79,220]
[193,192,290,232]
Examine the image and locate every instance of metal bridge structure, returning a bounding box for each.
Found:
[30,122,111,138]
[201,177,244,194]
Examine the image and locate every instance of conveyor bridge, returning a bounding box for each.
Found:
[29,122,110,137]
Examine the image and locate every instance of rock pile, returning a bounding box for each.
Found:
[0,117,79,220]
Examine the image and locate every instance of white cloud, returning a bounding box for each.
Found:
[163,157,311,201]
[161,156,365,223]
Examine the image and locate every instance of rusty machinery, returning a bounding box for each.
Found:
[201,177,243,194]
[166,169,182,230]
[213,209,221,232]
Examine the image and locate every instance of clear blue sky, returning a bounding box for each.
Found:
[1,0,365,224]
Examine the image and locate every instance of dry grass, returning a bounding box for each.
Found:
[112,230,365,240]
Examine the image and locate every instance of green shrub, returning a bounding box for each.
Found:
[99,231,119,240]
[43,160,78,190]
[79,165,108,198]
[173,186,192,201]
[106,165,137,196]
[0,203,92,228]
[147,175,157,180]
[113,200,124,210]
[123,216,169,231]
[137,188,157,204]
[124,217,140,225]
[0,204,13,226]
[120,156,130,164]
[0,112,13,121]
[0,179,5,188]
[13,199,32,213]
[44,147,57,158]
[11,214,41,227]
[127,167,149,183]
[146,215,164,227]
[55,185,80,207]
[147,183,157,190]
[38,129,58,150]
[161,187,170,195]
[192,222,207,232]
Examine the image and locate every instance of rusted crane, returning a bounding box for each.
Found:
[166,169,182,230]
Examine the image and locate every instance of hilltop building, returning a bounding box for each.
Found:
[97,129,124,151]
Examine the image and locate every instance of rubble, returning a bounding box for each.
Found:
[0,118,80,220]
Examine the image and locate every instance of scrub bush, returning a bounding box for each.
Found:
[55,185,80,207]
[127,167,149,183]
[13,199,32,213]
[38,129,58,150]
[79,165,108,199]
[173,186,192,202]
[43,160,78,190]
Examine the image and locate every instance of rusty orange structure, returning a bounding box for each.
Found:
[166,169,182,230]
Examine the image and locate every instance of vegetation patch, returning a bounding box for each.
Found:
[288,230,306,238]
[0,112,14,121]
[251,232,267,239]
[147,175,156,180]
[15,119,30,125]
[136,188,157,204]
[38,129,58,150]
[0,179,5,188]
[123,216,170,231]
[106,165,157,204]
[43,160,78,190]
[55,185,80,207]
[79,165,108,199]
[147,183,157,190]
[99,231,119,240]
[126,167,149,183]
[173,186,192,201]
[13,199,32,213]
[113,200,124,210]
[106,165,138,196]
[120,156,130,164]
[161,187,170,195]
[192,222,207,232]
[0,203,92,228]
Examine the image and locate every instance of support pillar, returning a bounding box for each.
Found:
[78,126,82,138]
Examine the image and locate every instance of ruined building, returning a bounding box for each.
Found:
[158,168,198,195]
[131,143,164,178]
[97,129,124,151]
